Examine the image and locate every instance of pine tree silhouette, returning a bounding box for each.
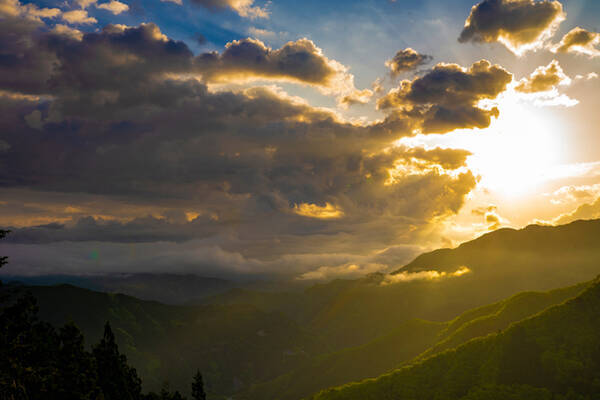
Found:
[191,370,206,400]
[93,321,142,400]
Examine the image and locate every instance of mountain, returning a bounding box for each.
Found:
[399,219,600,286]
[10,219,600,398]
[4,273,236,304]
[19,284,326,397]
[309,276,600,400]
[276,219,600,349]
[240,281,588,400]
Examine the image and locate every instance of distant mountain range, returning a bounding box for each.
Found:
[5,273,235,304]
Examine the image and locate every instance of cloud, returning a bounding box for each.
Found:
[62,9,97,24]
[97,0,129,14]
[471,205,504,230]
[385,48,433,76]
[512,60,578,107]
[194,38,371,104]
[471,204,497,216]
[575,72,598,81]
[382,266,471,285]
[0,7,481,279]
[484,211,500,230]
[292,203,345,219]
[459,0,565,55]
[401,146,472,170]
[515,60,571,93]
[378,60,512,133]
[247,27,279,40]
[552,27,600,57]
[296,263,385,281]
[76,0,98,8]
[0,0,60,21]
[51,24,84,40]
[189,0,268,19]
[547,184,600,205]
[552,196,600,225]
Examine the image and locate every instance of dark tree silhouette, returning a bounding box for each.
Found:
[56,322,100,399]
[191,370,206,400]
[93,322,143,400]
[0,230,10,282]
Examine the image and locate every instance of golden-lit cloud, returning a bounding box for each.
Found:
[385,48,433,76]
[551,196,600,225]
[472,205,505,230]
[194,38,371,105]
[546,184,600,206]
[97,0,129,15]
[378,60,512,133]
[75,0,97,8]
[62,9,97,24]
[382,266,471,285]
[552,27,600,57]
[296,263,385,281]
[51,24,84,40]
[292,203,345,219]
[0,0,60,20]
[511,60,578,107]
[515,60,571,93]
[459,0,565,55]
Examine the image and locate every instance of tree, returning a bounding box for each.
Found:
[93,322,142,400]
[56,322,100,399]
[0,230,10,286]
[191,370,206,400]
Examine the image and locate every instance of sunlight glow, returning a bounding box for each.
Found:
[399,91,568,198]
[467,93,565,196]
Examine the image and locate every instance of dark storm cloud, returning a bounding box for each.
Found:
[459,0,565,54]
[386,48,433,76]
[3,215,221,244]
[553,27,600,56]
[0,12,58,94]
[378,60,512,134]
[0,3,481,277]
[0,18,364,102]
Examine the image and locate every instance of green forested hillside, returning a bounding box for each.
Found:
[22,284,324,397]
[310,277,600,400]
[240,282,587,400]
[241,319,445,400]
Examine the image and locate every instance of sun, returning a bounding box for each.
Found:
[397,92,569,198]
[465,93,567,197]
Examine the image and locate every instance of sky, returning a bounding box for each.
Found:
[0,0,599,281]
